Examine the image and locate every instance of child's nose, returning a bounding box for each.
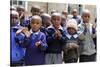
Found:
[55,20,58,23]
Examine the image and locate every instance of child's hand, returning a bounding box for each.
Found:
[35,41,41,47]
[71,43,78,48]
[19,12,25,19]
[67,43,78,49]
[55,30,61,39]
[57,30,62,38]
[22,27,30,38]
[16,27,25,35]
[67,43,73,49]
[55,30,58,38]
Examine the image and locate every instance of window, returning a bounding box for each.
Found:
[18,1,23,5]
[68,4,83,15]
[10,0,25,7]
[13,0,17,5]
[79,4,82,15]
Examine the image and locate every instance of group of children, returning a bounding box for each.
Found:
[10,5,97,66]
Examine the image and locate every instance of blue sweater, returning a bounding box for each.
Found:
[16,31,47,65]
[72,16,81,24]
[21,19,30,27]
[10,26,25,63]
[46,25,66,53]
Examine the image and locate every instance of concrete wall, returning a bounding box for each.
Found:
[84,5,96,23]
[47,3,67,14]
[26,1,96,23]
[27,1,47,15]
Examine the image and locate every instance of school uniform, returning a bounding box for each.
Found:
[16,30,47,65]
[10,25,25,66]
[21,18,30,27]
[72,16,81,24]
[63,32,80,63]
[78,22,96,62]
[45,25,66,64]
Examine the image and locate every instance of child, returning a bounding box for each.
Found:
[62,10,68,19]
[28,5,41,30]
[45,12,66,64]
[16,15,47,65]
[10,10,25,66]
[63,19,80,63]
[17,6,25,25]
[30,5,41,16]
[40,13,51,34]
[61,15,67,29]
[41,13,51,28]
[78,9,96,62]
[71,9,81,24]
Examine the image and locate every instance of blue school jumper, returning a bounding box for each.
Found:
[72,16,81,24]
[21,19,30,27]
[46,25,66,54]
[40,26,47,35]
[16,30,47,65]
[10,26,25,64]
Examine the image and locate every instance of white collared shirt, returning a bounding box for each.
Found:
[30,29,40,35]
[47,25,64,30]
[66,33,79,39]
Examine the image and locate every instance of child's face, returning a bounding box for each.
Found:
[31,8,40,16]
[82,13,90,23]
[51,16,61,29]
[30,19,41,32]
[43,17,51,28]
[62,12,67,18]
[17,8,24,16]
[72,11,77,17]
[10,14,19,26]
[67,27,76,35]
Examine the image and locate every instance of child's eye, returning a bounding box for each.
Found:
[36,22,39,24]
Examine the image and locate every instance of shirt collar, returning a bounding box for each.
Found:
[30,29,40,35]
[66,33,78,39]
[47,25,63,30]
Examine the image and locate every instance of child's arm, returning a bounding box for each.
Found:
[15,33,30,48]
[78,33,85,41]
[16,27,30,38]
[46,29,57,43]
[57,30,66,43]
[35,34,47,51]
[15,27,30,48]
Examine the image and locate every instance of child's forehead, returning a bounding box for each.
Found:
[82,9,90,16]
[82,13,90,17]
[31,16,42,23]
[31,20,41,24]
[51,13,61,19]
[31,5,41,10]
[67,27,76,32]
[52,13,61,16]
[41,13,51,17]
[51,16,61,19]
